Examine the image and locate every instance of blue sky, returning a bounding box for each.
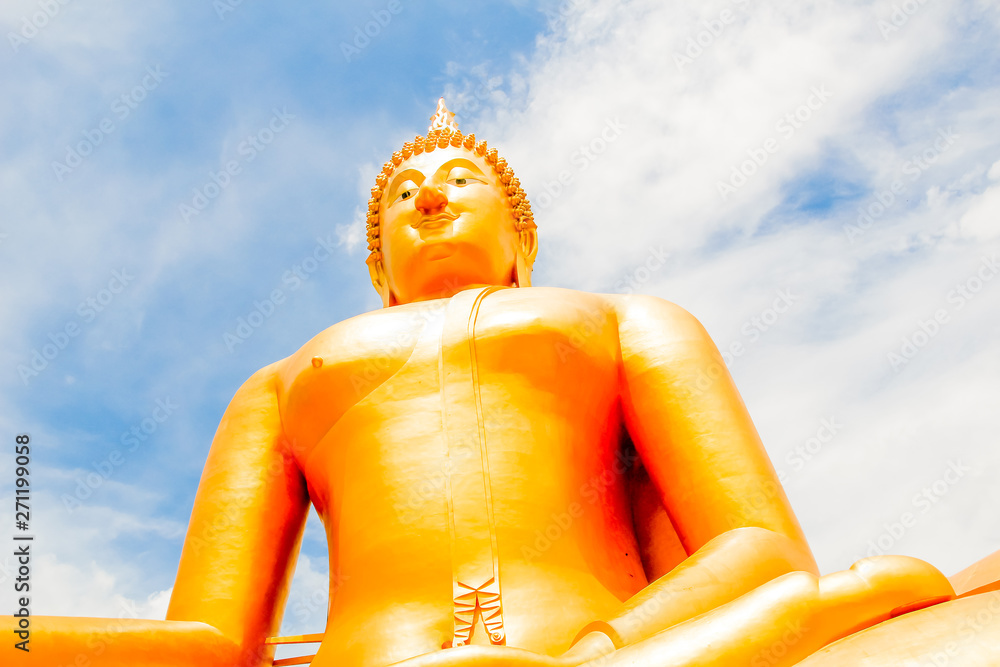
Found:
[2,0,999,653]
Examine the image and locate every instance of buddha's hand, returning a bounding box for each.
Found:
[555,631,618,666]
[387,644,569,667]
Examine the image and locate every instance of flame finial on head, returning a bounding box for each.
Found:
[428,97,459,133]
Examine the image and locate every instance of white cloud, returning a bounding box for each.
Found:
[956,160,1000,241]
[29,555,171,620]
[334,208,368,254]
[2,0,998,644]
[473,0,1000,575]
[1,486,181,617]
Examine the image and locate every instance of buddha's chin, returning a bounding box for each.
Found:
[421,241,457,261]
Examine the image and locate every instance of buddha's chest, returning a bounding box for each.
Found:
[286,290,633,649]
[282,288,622,465]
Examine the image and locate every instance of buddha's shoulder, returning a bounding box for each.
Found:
[262,290,705,381]
[519,287,699,325]
[604,291,701,323]
[605,292,714,347]
[276,306,418,373]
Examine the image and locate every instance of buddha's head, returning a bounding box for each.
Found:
[365,99,537,307]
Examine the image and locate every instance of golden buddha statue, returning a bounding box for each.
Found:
[11,100,1000,667]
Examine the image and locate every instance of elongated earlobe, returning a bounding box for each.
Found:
[379,282,397,308]
[367,259,397,308]
[514,251,532,288]
[513,228,538,288]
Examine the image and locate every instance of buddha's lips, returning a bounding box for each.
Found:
[415,214,457,230]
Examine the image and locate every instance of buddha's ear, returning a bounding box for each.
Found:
[514,227,538,288]
[367,256,397,308]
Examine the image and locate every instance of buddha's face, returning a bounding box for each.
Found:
[376,146,529,305]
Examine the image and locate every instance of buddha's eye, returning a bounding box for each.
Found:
[447,175,482,186]
[391,186,418,206]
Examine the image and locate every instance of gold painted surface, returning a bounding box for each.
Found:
[7,100,998,667]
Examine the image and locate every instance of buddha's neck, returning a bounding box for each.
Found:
[399,282,513,305]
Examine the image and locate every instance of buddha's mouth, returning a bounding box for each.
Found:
[416,213,458,231]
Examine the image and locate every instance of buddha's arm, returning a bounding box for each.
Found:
[577,558,955,667]
[564,295,819,654]
[551,295,957,666]
[166,361,311,665]
[1,617,240,667]
[613,294,812,555]
[1,362,310,667]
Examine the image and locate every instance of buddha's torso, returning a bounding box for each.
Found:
[278,287,652,667]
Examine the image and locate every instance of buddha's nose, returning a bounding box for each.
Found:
[414,181,448,215]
